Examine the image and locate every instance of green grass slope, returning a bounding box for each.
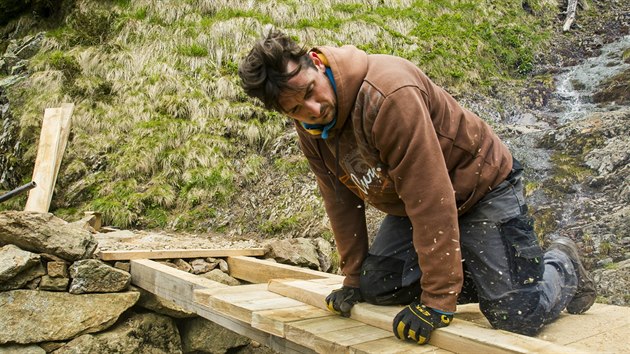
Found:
[1,0,559,236]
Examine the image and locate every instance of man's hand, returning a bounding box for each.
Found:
[392,301,453,344]
[325,286,363,317]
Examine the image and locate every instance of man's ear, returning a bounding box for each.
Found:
[308,51,326,72]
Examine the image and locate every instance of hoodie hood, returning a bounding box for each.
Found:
[295,45,368,139]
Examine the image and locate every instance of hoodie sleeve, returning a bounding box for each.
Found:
[371,86,463,313]
[295,124,369,288]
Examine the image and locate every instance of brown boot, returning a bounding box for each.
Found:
[548,237,597,314]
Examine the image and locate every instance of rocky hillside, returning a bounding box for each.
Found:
[0,0,628,309]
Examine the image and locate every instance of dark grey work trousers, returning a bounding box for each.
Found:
[358,164,578,335]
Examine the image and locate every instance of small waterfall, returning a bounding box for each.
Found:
[554,35,630,124]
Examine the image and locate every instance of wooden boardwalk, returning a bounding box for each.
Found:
[128,255,629,353]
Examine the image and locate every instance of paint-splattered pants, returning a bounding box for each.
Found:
[359,160,578,336]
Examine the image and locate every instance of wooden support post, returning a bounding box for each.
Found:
[84,211,102,232]
[563,0,579,32]
[25,104,73,212]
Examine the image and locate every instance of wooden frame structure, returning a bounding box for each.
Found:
[128,254,629,353]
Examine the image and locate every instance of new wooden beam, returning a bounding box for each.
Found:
[349,336,452,354]
[268,278,587,354]
[285,316,389,353]
[99,248,266,261]
[52,103,74,187]
[194,285,305,324]
[226,256,344,284]
[251,305,333,337]
[25,107,64,212]
[130,259,314,354]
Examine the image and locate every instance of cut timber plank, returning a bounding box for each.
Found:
[252,305,333,337]
[286,316,387,353]
[453,301,630,353]
[194,286,304,323]
[227,256,344,283]
[131,259,228,309]
[25,107,64,212]
[267,278,342,311]
[130,259,314,354]
[268,278,588,354]
[99,248,266,261]
[536,303,630,351]
[350,336,452,354]
[52,103,74,187]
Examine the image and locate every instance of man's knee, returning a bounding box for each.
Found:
[479,289,545,336]
[359,254,420,306]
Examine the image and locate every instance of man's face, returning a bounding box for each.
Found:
[278,53,337,125]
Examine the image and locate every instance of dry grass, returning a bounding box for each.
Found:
[2,0,558,231]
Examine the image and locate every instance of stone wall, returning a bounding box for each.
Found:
[0,211,269,354]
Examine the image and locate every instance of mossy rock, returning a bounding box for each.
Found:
[592,67,630,105]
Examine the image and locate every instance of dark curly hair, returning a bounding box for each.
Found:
[238,30,314,112]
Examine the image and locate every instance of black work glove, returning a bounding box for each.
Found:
[325,286,363,317]
[392,301,453,345]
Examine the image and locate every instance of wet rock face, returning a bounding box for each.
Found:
[592,67,630,105]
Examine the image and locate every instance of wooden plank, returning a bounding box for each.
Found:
[252,305,333,337]
[130,259,228,309]
[99,248,266,261]
[454,301,630,352]
[130,259,315,354]
[227,256,344,284]
[285,316,370,352]
[350,336,452,354]
[25,107,63,212]
[268,279,588,354]
[536,303,630,349]
[52,103,74,185]
[267,278,342,311]
[194,286,304,323]
[569,317,630,353]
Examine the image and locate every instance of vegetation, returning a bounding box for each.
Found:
[1,0,561,235]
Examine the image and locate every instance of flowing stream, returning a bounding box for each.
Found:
[553,35,630,124]
[543,35,630,238]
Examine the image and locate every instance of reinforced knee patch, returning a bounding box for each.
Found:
[359,254,420,305]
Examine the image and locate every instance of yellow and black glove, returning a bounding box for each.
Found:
[392,301,453,345]
[325,286,363,317]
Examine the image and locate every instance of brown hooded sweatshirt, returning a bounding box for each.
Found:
[295,45,512,312]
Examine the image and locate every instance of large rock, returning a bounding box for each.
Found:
[200,269,240,286]
[54,312,182,354]
[0,344,45,353]
[0,244,40,282]
[0,290,139,344]
[264,238,321,270]
[313,237,334,272]
[0,261,45,291]
[69,259,131,294]
[180,317,249,353]
[0,211,97,261]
